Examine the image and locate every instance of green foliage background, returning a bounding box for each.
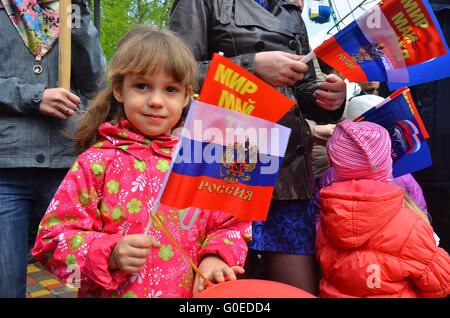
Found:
[86,0,174,61]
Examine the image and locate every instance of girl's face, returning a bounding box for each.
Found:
[113,71,192,137]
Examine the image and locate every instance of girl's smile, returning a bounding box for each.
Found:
[143,113,166,124]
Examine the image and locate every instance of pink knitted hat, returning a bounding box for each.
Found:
[327,120,393,182]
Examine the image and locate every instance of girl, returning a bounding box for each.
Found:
[32,25,251,298]
[316,120,449,297]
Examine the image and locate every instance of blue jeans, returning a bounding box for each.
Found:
[0,168,68,298]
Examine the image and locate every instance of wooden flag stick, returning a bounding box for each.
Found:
[59,0,72,90]
[148,212,213,288]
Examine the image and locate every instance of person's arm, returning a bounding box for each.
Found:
[168,0,258,86]
[0,77,45,114]
[32,148,128,291]
[398,216,450,297]
[71,0,106,98]
[0,1,104,116]
[0,76,82,119]
[193,212,251,294]
[197,213,252,267]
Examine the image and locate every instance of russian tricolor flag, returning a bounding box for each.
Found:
[354,87,432,177]
[311,0,448,85]
[157,101,291,221]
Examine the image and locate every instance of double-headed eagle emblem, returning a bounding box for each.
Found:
[220,139,258,184]
[351,43,385,64]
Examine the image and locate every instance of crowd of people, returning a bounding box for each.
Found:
[0,0,448,298]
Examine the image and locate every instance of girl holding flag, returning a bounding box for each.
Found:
[32,26,252,298]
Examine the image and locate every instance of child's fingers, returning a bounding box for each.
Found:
[210,269,226,283]
[221,267,237,281]
[194,275,208,295]
[148,236,161,248]
[210,266,245,283]
[224,266,245,281]
[197,279,205,293]
[125,246,151,259]
[126,256,148,268]
[126,234,160,249]
[231,266,245,275]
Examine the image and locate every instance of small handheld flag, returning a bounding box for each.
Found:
[143,53,295,229]
[199,53,296,122]
[302,0,448,86]
[155,100,291,222]
[354,87,431,177]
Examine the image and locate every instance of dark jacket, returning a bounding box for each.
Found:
[410,8,450,188]
[169,0,343,200]
[0,0,106,169]
[429,0,450,12]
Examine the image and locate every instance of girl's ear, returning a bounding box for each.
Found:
[112,82,124,103]
[183,86,193,108]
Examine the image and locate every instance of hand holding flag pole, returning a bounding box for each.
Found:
[147,206,213,288]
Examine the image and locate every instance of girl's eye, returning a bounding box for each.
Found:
[166,86,178,93]
[136,83,149,90]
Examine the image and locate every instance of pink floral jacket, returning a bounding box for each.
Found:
[32,119,252,298]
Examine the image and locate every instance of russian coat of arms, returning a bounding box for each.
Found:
[220,139,259,184]
[351,43,385,64]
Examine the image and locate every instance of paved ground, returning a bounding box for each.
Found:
[26,262,78,298]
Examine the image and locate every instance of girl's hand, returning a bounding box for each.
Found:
[108,234,161,274]
[193,255,245,296]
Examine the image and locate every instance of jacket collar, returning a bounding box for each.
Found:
[96,118,179,161]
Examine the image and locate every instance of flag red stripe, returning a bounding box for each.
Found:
[381,0,447,66]
[314,36,368,82]
[160,172,274,221]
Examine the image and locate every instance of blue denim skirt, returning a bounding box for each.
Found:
[247,199,316,255]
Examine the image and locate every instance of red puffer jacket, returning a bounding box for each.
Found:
[316,179,450,298]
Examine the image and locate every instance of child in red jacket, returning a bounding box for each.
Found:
[32,26,251,298]
[316,120,449,298]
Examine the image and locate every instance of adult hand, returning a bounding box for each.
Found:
[254,51,308,87]
[39,88,81,120]
[313,74,346,111]
[193,254,245,296]
[108,234,161,274]
[313,124,336,146]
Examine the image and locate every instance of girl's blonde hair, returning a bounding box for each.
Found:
[403,190,431,224]
[72,25,199,153]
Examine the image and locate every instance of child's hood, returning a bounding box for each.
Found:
[319,179,404,249]
[95,118,179,160]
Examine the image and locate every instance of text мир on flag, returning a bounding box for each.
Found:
[313,0,448,85]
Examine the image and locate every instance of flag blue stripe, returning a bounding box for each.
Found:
[335,20,388,81]
[171,137,282,187]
